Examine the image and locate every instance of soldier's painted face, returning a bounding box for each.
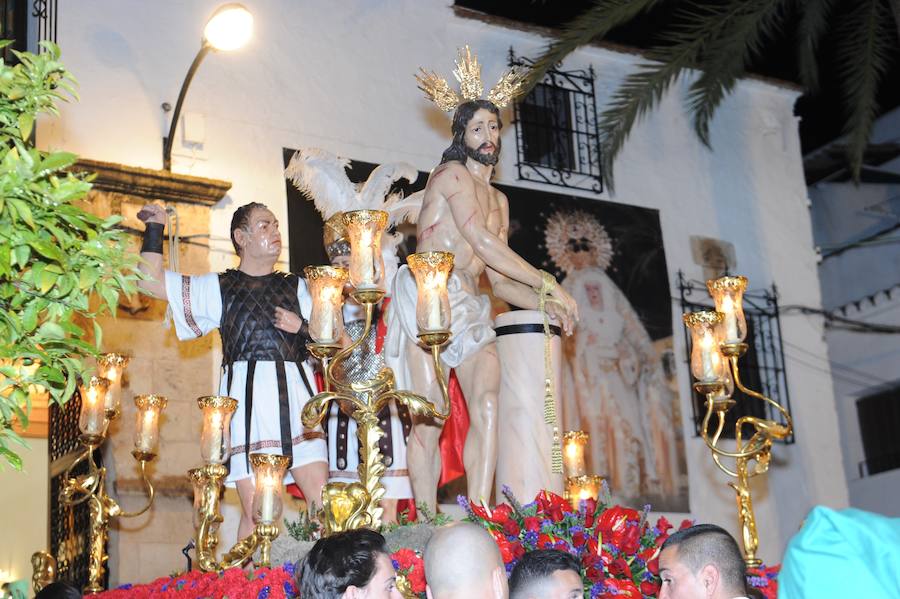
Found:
[237,207,281,260]
[463,107,501,166]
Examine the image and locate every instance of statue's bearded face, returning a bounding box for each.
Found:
[463,107,501,166]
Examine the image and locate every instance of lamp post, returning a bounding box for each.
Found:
[162,3,253,170]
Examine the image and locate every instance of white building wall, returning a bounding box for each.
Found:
[808,107,900,517]
[36,0,848,573]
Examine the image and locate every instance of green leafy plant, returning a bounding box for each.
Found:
[0,41,141,469]
[527,0,898,189]
[285,510,321,542]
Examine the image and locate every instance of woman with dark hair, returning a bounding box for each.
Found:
[297,529,402,599]
[34,581,83,599]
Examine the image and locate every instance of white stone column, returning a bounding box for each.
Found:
[494,310,564,500]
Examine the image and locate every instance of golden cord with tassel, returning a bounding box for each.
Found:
[538,270,563,474]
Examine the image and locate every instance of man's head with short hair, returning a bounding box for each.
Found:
[297,528,401,599]
[424,522,508,599]
[658,524,747,599]
[509,549,583,599]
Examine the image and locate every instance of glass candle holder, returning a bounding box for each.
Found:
[407,251,454,333]
[707,275,748,345]
[343,210,388,290]
[198,396,237,464]
[97,353,130,419]
[304,265,348,344]
[563,431,589,478]
[250,453,291,525]
[565,475,604,510]
[78,376,110,439]
[683,311,726,384]
[133,394,167,456]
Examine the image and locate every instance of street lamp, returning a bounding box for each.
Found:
[162,3,253,170]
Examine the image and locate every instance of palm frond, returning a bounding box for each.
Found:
[686,0,788,146]
[599,2,762,190]
[834,0,895,181]
[796,0,838,92]
[524,0,664,93]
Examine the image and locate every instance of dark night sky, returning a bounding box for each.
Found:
[457,0,900,154]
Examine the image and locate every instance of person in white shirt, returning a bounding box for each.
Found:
[658,524,749,599]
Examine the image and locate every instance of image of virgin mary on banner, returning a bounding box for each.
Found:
[496,185,689,512]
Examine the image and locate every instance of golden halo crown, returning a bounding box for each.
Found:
[416,45,529,112]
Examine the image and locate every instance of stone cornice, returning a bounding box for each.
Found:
[73,158,231,206]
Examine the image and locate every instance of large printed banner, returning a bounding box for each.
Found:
[493,184,688,512]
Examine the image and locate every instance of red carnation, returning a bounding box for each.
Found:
[610,557,632,578]
[524,516,542,532]
[503,519,521,537]
[679,518,694,530]
[641,579,661,596]
[586,565,605,583]
[572,531,587,548]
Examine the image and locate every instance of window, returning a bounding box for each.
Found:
[677,271,794,443]
[510,49,603,193]
[857,387,900,476]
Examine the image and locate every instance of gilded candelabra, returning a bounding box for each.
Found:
[302,212,455,533]
[190,396,289,571]
[56,354,168,594]
[683,276,793,567]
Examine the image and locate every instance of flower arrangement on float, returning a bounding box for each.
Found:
[462,487,678,599]
[94,487,779,599]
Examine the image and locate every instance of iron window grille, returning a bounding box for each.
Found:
[49,392,103,588]
[677,271,795,444]
[509,48,603,194]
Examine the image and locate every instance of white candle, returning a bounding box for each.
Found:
[208,411,223,462]
[563,438,587,477]
[259,475,277,522]
[426,277,443,330]
[720,295,738,343]
[318,286,338,342]
[80,386,105,435]
[136,409,158,453]
[699,331,719,381]
[357,229,375,287]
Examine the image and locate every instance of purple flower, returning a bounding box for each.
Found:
[590,582,606,598]
[457,495,477,519]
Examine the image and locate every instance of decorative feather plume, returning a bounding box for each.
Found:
[359,162,418,210]
[284,148,358,219]
[384,189,425,225]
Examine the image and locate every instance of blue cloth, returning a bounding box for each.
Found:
[779,505,900,598]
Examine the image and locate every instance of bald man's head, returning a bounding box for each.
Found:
[424,522,508,599]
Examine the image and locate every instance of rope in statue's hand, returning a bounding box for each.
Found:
[538,270,563,475]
